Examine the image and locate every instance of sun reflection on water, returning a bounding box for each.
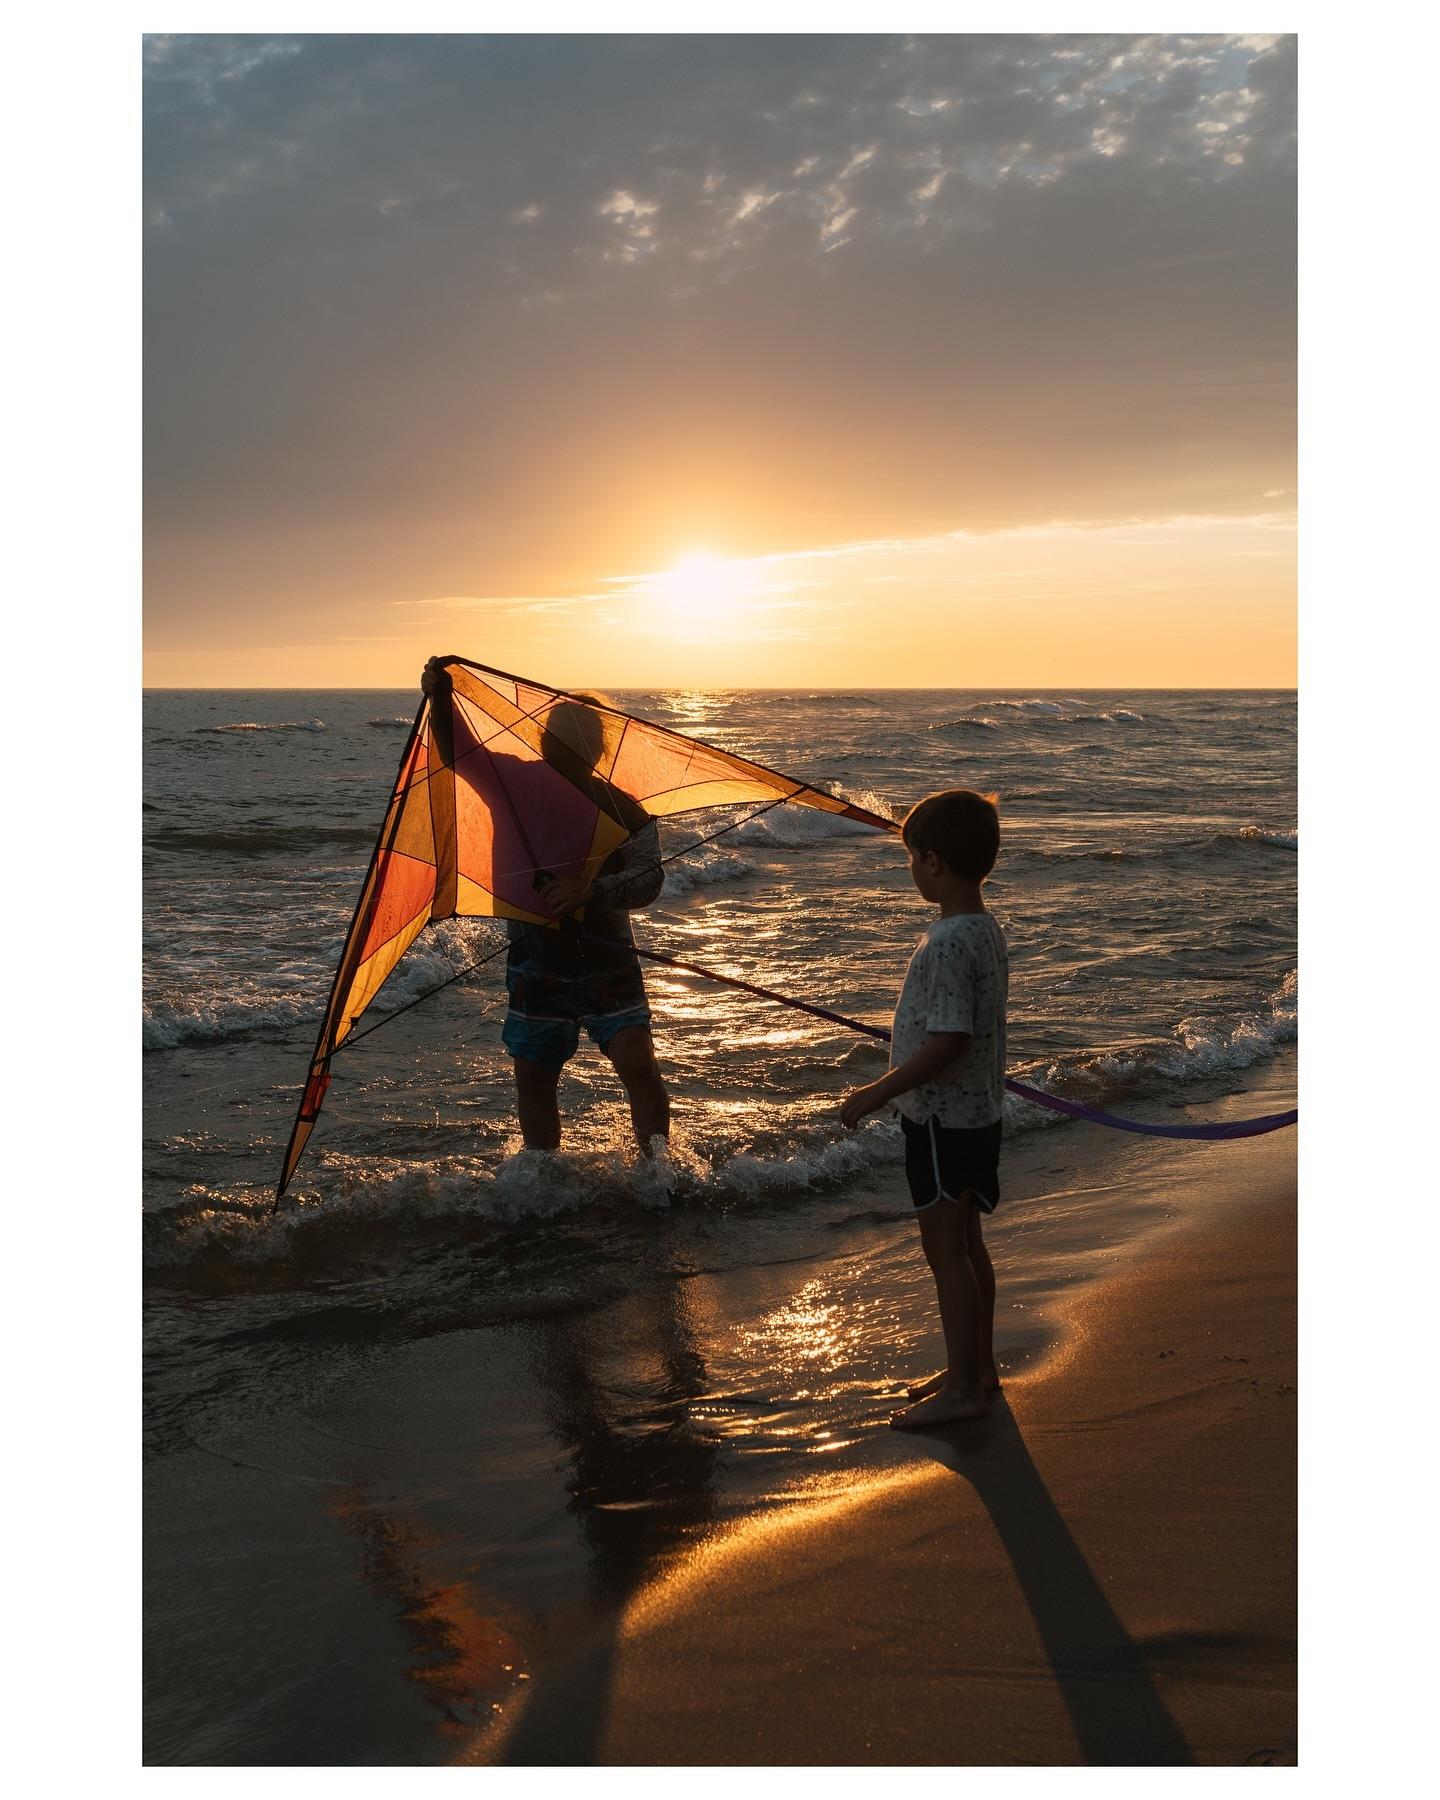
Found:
[739,1276,861,1380]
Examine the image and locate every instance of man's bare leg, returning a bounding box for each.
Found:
[604,1026,670,1153]
[513,1056,562,1150]
[909,1198,1000,1398]
[891,1201,988,1429]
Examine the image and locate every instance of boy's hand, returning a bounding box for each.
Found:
[840,1084,888,1129]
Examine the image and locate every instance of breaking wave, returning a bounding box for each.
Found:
[143,982,320,1051]
[144,972,1296,1279]
[1238,825,1298,851]
[933,700,1149,728]
[1008,971,1297,1127]
[730,787,896,847]
[659,848,756,895]
[143,921,502,1050]
[196,720,328,735]
[143,1120,905,1279]
[795,693,883,707]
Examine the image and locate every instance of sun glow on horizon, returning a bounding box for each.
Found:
[642,551,765,641]
[141,513,1296,688]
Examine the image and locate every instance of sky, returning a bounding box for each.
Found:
[143,32,1296,688]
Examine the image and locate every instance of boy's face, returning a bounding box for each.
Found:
[906,841,944,902]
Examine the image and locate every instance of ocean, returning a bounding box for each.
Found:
[143,687,1296,1764]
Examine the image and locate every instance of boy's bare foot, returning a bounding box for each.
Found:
[889,1386,988,1430]
[907,1366,1001,1400]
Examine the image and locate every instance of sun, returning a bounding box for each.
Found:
[645,551,757,638]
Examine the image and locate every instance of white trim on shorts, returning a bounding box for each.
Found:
[914,1116,980,1214]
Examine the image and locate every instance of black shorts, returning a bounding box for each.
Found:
[901,1115,1002,1214]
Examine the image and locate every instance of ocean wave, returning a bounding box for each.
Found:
[143,920,502,1050]
[734,792,895,846]
[946,700,1149,726]
[146,824,378,856]
[1008,828,1298,866]
[143,984,320,1051]
[659,848,756,895]
[794,693,882,707]
[1008,971,1297,1124]
[142,1119,903,1278]
[1238,825,1298,851]
[367,716,412,729]
[143,971,1296,1277]
[196,720,328,734]
[989,698,1067,717]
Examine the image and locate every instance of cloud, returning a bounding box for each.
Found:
[144,34,1295,280]
[143,34,1295,651]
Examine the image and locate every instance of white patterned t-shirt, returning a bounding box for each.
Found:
[890,912,1009,1128]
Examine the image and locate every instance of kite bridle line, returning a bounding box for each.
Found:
[328,791,796,1059]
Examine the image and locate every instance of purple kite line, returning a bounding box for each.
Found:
[627,943,1297,1143]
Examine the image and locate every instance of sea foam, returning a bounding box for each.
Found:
[196,720,328,734]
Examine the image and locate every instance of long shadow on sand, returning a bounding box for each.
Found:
[906,1394,1193,1766]
[502,1391,1193,1765]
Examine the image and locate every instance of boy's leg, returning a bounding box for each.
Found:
[603,1025,671,1153]
[907,1200,1001,1397]
[512,1056,562,1150]
[965,1204,999,1386]
[891,1202,987,1428]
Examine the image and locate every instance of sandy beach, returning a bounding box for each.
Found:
[473,1120,1296,1767]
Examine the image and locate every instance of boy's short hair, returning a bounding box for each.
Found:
[902,788,1001,880]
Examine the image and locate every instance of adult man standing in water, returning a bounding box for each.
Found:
[420,658,671,1155]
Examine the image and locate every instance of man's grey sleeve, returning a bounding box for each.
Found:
[588,819,665,911]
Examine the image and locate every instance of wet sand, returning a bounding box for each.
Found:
[475,1122,1296,1766]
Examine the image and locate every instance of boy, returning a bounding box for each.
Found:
[840,789,1008,1429]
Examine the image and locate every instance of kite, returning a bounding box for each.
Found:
[275,657,897,1199]
[275,656,1297,1204]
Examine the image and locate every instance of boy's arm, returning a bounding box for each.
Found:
[840,1031,970,1128]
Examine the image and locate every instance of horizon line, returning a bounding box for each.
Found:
[142,682,1299,694]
